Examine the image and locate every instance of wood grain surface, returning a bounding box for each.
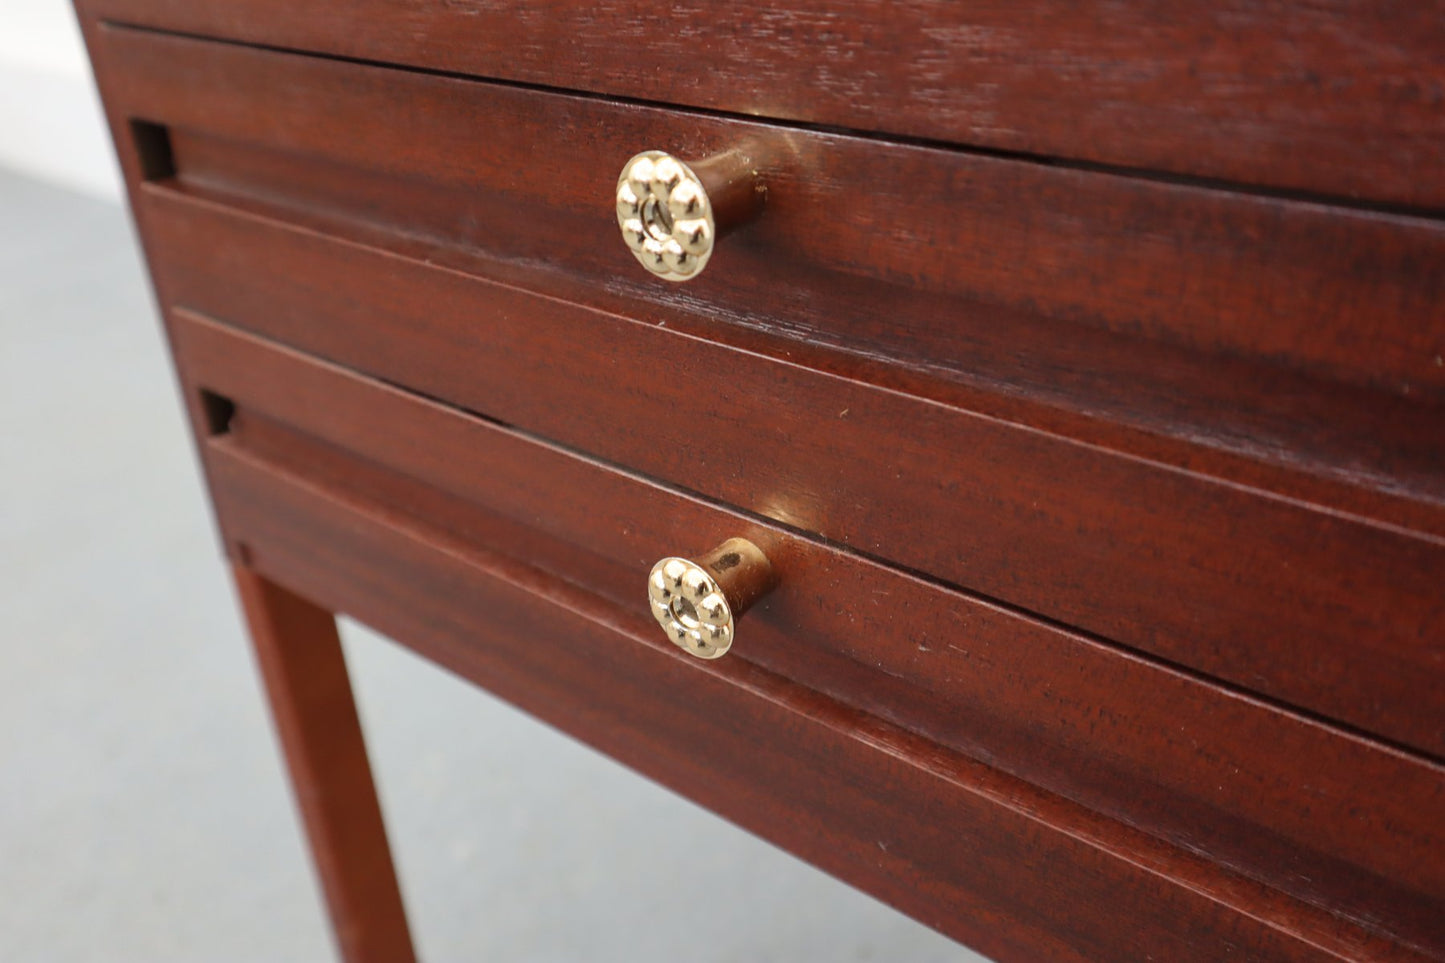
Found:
[89,22,1445,555]
[149,134,1445,532]
[141,187,1445,762]
[92,25,1445,406]
[206,437,1436,963]
[148,151,1445,537]
[79,0,1445,208]
[75,5,1445,959]
[180,311,1445,954]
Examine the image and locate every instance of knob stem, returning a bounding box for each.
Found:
[687,151,765,240]
[692,537,776,619]
[647,537,776,659]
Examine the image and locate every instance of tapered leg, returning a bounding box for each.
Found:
[233,564,417,963]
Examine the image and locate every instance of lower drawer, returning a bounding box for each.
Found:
[177,311,1445,957]
[201,405,1424,963]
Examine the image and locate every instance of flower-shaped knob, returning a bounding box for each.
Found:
[647,538,777,658]
[616,150,762,282]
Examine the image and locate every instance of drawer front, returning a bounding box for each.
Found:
[205,440,1405,963]
[175,311,1445,953]
[80,0,1445,207]
[93,25,1445,405]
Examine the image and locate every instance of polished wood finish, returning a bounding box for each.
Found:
[147,136,1445,540]
[181,312,1445,953]
[233,567,416,963]
[144,188,1445,761]
[79,0,1445,207]
[77,4,1445,960]
[92,25,1445,404]
[209,440,1430,963]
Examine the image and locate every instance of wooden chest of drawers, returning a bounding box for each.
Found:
[76,3,1444,960]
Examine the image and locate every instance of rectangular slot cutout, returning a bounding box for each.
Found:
[129,120,175,181]
[198,389,236,437]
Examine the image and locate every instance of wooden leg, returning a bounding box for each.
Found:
[233,564,417,963]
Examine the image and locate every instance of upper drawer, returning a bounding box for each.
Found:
[90,28,1445,449]
[78,0,1445,207]
[91,28,1445,758]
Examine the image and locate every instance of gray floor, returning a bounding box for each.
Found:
[0,170,982,962]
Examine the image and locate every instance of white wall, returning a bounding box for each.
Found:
[0,0,123,199]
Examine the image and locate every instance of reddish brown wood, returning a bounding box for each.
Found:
[78,0,1445,208]
[143,190,1445,761]
[86,25,1445,546]
[85,18,1445,575]
[232,567,416,963]
[75,4,1445,959]
[208,440,1435,963]
[178,313,1445,953]
[149,131,1445,536]
[164,147,1445,537]
[91,25,1445,404]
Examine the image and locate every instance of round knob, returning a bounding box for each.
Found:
[647,538,777,659]
[615,150,762,282]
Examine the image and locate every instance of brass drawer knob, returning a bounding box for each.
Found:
[647,538,776,659]
[616,150,762,281]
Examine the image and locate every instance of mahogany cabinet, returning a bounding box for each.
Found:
[75,3,1444,960]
